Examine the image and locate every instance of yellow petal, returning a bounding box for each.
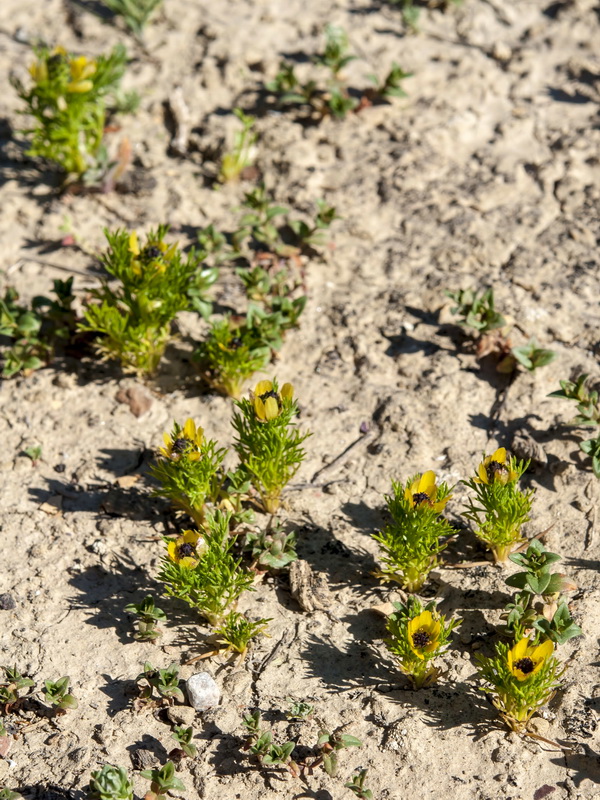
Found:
[183,418,196,440]
[67,80,93,93]
[510,637,530,665]
[167,541,178,562]
[254,380,273,397]
[492,447,506,464]
[182,530,199,546]
[254,397,266,420]
[532,639,554,662]
[419,470,436,496]
[263,396,279,420]
[477,462,489,484]
[128,232,140,256]
[280,382,293,401]
[163,432,171,448]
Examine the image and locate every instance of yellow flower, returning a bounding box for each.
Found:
[507,638,553,681]
[67,54,96,93]
[404,470,449,512]
[167,530,206,569]
[475,447,518,486]
[407,610,441,659]
[252,380,294,422]
[159,418,204,461]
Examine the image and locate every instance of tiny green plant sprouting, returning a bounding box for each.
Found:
[315,727,363,778]
[22,445,42,464]
[124,595,166,642]
[140,762,185,800]
[0,278,77,378]
[42,676,78,712]
[511,339,556,372]
[368,62,412,99]
[135,662,184,705]
[372,470,453,591]
[158,510,254,626]
[288,200,339,252]
[476,637,564,732]
[235,185,289,253]
[213,611,271,658]
[12,44,128,181]
[392,0,462,31]
[244,523,298,570]
[218,108,258,184]
[98,0,163,37]
[384,597,460,689]
[285,699,314,720]
[0,666,34,712]
[0,789,21,800]
[549,374,600,478]
[80,226,210,375]
[345,769,373,800]
[461,447,534,562]
[193,316,272,399]
[170,725,197,759]
[87,765,134,800]
[243,711,296,771]
[232,379,311,513]
[445,287,506,334]
[150,418,226,525]
[501,540,581,645]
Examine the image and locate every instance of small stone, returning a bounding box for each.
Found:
[186,672,220,711]
[130,748,158,770]
[166,705,196,726]
[115,385,153,418]
[0,593,16,610]
[492,42,512,62]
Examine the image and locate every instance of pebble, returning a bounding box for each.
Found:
[166,705,196,726]
[186,672,221,711]
[0,593,16,610]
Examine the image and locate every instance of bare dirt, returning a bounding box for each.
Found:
[1,0,599,798]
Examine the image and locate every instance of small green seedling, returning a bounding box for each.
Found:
[170,725,197,759]
[446,287,506,334]
[213,611,271,658]
[511,339,556,372]
[87,765,133,800]
[373,470,453,591]
[0,278,77,378]
[549,374,600,478]
[219,108,258,184]
[243,712,296,771]
[385,597,460,689]
[22,445,42,463]
[288,199,339,251]
[392,0,462,31]
[285,699,314,720]
[315,25,356,77]
[12,45,128,181]
[80,226,210,375]
[0,790,21,800]
[316,728,362,778]
[461,447,533,562]
[233,379,311,513]
[159,510,254,625]
[368,62,412,99]
[502,540,581,645]
[124,595,166,642]
[345,769,373,800]
[245,524,298,570]
[140,762,185,800]
[42,676,78,712]
[97,0,163,37]
[235,185,289,253]
[0,666,34,712]
[135,662,184,705]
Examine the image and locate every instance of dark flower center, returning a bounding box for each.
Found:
[486,460,508,481]
[412,492,431,507]
[514,657,535,675]
[171,438,188,455]
[229,336,242,350]
[142,245,162,262]
[412,630,431,649]
[178,543,195,558]
[260,390,280,403]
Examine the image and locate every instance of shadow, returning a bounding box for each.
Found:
[126,734,170,764]
[68,558,161,645]
[205,723,254,777]
[543,1,572,18]
[68,0,115,20]
[383,332,442,358]
[98,673,138,716]
[11,787,84,800]
[340,500,384,536]
[551,743,600,787]
[547,88,593,104]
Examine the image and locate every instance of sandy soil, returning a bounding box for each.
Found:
[0,0,599,798]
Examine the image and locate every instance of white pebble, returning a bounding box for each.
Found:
[186,672,221,711]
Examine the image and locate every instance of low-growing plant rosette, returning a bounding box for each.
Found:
[232,379,311,513]
[373,469,453,591]
[384,598,460,689]
[476,637,564,732]
[462,447,533,562]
